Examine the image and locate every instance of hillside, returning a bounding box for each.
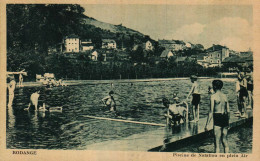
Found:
[82,17,155,49]
[84,17,144,36]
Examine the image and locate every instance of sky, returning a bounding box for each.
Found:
[82,5,253,51]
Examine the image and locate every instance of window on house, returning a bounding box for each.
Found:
[72,49,74,52]
[210,60,213,63]
[75,48,77,50]
[218,54,220,57]
[69,49,70,51]
[211,54,212,57]
[217,60,220,63]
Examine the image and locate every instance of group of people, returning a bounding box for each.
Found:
[235,71,253,118]
[161,71,253,153]
[43,78,65,88]
[7,70,253,153]
[162,75,201,127]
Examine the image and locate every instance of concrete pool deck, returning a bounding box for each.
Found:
[85,109,253,151]
[15,77,236,87]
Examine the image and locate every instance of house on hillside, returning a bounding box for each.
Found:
[91,51,98,61]
[195,45,230,67]
[144,40,154,51]
[160,49,174,59]
[81,39,94,51]
[158,39,186,51]
[185,42,194,49]
[222,54,253,69]
[102,39,117,49]
[206,46,229,67]
[195,54,210,68]
[90,50,107,61]
[64,34,80,53]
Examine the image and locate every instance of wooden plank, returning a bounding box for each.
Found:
[83,115,166,127]
[7,71,27,75]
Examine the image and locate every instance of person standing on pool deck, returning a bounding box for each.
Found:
[186,75,200,122]
[237,72,248,118]
[18,73,23,87]
[7,77,16,107]
[205,80,230,153]
[102,91,116,111]
[246,73,253,109]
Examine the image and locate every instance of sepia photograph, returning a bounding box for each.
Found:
[1,1,259,160]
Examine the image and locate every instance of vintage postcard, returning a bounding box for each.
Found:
[0,0,260,161]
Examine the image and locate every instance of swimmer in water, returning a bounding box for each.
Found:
[24,90,41,111]
[205,80,230,153]
[102,91,116,112]
[163,97,187,127]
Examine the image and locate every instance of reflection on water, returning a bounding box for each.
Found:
[6,79,249,150]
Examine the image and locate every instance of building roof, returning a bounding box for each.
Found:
[207,50,222,55]
[206,44,227,52]
[82,43,94,46]
[65,34,79,39]
[222,55,249,63]
[102,39,116,43]
[160,50,172,58]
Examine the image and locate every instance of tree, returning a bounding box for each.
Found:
[130,46,144,62]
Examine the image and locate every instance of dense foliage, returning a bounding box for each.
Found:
[6,4,227,81]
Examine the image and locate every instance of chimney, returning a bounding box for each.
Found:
[212,44,215,51]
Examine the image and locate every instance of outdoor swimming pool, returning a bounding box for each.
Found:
[6,78,249,151]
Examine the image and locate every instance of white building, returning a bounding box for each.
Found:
[81,39,94,51]
[145,40,154,51]
[91,51,98,61]
[102,39,117,49]
[64,35,80,53]
[160,49,174,59]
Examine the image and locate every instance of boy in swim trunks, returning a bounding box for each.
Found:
[186,75,200,122]
[102,91,116,111]
[205,80,230,153]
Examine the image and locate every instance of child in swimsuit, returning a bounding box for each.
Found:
[205,80,230,153]
[102,91,116,111]
[163,97,187,127]
[186,75,200,122]
[24,90,41,111]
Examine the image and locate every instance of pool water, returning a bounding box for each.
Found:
[6,79,250,150]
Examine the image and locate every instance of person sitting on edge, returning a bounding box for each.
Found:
[205,80,230,153]
[186,75,201,122]
[162,97,187,127]
[102,91,116,112]
[24,90,41,111]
